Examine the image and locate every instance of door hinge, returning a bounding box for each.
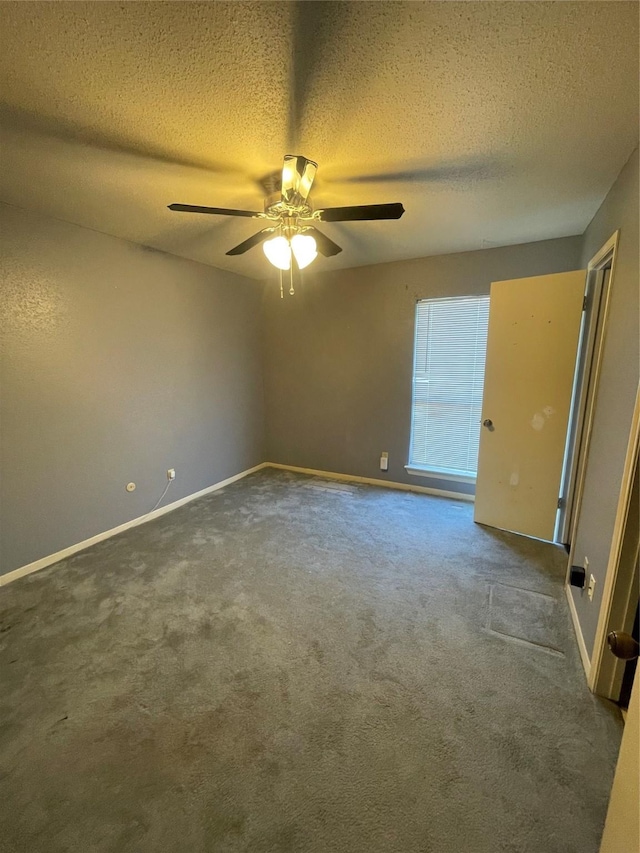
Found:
[557,497,565,509]
[582,296,588,311]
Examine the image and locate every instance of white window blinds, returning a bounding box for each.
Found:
[409,295,490,479]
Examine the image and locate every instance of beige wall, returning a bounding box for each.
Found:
[570,147,640,657]
[262,236,582,493]
[0,204,265,575]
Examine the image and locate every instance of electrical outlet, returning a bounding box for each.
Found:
[167,468,176,480]
[587,573,596,601]
[380,452,389,472]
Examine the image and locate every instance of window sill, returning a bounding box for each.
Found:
[404,465,476,485]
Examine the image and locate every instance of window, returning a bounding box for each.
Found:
[408,295,490,481]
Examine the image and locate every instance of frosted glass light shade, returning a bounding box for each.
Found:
[263,236,291,270]
[291,234,317,269]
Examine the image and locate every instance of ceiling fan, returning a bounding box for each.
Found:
[167,154,405,274]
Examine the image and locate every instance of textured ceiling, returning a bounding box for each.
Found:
[0,1,638,279]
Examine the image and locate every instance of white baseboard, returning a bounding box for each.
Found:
[265,462,475,502]
[565,583,591,680]
[1,460,473,590]
[0,463,268,588]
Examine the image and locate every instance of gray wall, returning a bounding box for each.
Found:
[263,236,582,492]
[569,147,640,656]
[0,204,265,575]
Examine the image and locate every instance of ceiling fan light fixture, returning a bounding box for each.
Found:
[291,233,318,269]
[168,154,404,278]
[263,235,291,270]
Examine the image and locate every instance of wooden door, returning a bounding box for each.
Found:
[474,270,586,541]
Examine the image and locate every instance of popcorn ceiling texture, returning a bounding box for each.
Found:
[0,1,638,278]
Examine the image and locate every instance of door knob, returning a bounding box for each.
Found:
[482,419,493,429]
[607,631,639,660]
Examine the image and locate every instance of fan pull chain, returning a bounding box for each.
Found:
[279,268,284,299]
[289,264,295,296]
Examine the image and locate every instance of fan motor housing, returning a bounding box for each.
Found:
[263,191,284,213]
[263,191,313,221]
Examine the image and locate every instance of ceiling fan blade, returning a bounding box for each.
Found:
[168,203,261,218]
[306,227,342,257]
[226,229,274,256]
[281,154,318,206]
[317,203,405,222]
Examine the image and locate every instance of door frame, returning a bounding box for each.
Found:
[598,668,639,853]
[560,231,620,545]
[589,383,640,697]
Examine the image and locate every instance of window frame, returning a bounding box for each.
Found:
[406,294,490,483]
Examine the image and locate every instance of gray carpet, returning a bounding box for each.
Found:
[0,470,622,853]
